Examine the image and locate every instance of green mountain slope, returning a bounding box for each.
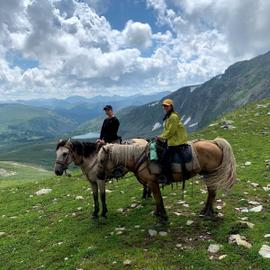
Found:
[0,99,270,269]
[0,104,77,142]
[77,51,270,139]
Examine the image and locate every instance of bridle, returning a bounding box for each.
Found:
[55,144,74,171]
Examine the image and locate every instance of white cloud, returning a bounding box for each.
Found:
[0,0,270,100]
[123,20,152,49]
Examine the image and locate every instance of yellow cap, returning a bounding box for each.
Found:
[162,98,174,106]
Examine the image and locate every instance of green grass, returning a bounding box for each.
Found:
[0,99,270,269]
[0,139,57,170]
[0,161,51,188]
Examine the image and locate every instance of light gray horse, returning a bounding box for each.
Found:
[54,139,150,219]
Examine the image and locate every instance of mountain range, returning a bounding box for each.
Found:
[0,92,169,143]
[76,50,270,139]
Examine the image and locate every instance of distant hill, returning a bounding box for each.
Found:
[9,92,170,124]
[0,92,169,143]
[77,50,270,139]
[0,104,77,143]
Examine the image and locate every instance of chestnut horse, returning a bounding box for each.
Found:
[96,138,236,223]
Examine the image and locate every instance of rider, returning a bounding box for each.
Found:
[96,105,123,179]
[156,98,188,184]
[96,105,121,144]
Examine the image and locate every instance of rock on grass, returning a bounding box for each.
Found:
[259,245,270,258]
[228,234,252,249]
[148,229,157,237]
[208,244,220,254]
[35,189,52,196]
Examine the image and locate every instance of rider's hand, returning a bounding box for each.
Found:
[156,136,161,141]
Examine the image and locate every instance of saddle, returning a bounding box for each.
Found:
[148,141,199,177]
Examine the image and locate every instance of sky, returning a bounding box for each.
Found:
[0,0,270,100]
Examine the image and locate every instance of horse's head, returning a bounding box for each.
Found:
[55,139,100,176]
[96,144,115,180]
[54,139,74,176]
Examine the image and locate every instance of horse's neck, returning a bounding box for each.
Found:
[110,145,143,171]
[79,154,97,174]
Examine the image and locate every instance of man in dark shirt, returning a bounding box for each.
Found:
[97,105,120,144]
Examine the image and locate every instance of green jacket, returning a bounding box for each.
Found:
[159,111,188,146]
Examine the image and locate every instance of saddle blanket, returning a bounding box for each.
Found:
[148,141,200,175]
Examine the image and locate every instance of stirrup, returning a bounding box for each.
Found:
[158,175,168,184]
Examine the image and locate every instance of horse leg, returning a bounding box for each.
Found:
[149,182,168,223]
[97,180,108,218]
[200,187,217,219]
[147,186,152,198]
[142,185,151,199]
[91,182,99,219]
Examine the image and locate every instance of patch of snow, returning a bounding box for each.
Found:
[184,117,191,125]
[189,122,198,128]
[148,101,159,107]
[190,85,200,93]
[152,122,162,131]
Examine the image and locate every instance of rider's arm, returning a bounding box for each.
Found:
[100,119,106,140]
[159,115,178,140]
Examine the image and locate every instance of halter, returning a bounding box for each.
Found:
[55,144,74,170]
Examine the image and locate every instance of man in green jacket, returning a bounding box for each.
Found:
[156,98,188,184]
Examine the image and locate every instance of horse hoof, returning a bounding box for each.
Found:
[92,214,99,220]
[155,215,168,226]
[199,210,218,221]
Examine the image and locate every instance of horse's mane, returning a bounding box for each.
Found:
[108,144,147,166]
[56,140,98,158]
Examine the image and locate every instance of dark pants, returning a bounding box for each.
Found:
[161,144,188,180]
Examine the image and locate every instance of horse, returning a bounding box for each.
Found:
[96,138,237,223]
[54,139,151,219]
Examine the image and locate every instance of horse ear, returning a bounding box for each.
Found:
[96,143,103,152]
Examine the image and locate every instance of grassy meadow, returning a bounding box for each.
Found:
[0,99,270,269]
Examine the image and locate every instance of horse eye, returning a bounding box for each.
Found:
[63,153,67,157]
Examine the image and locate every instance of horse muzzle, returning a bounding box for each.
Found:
[54,168,64,176]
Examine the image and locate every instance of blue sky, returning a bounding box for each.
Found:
[0,0,270,100]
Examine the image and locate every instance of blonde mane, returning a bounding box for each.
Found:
[108,144,147,166]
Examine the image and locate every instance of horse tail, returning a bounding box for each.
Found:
[204,137,237,190]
